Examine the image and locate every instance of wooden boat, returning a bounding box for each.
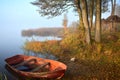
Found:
[5,54,67,79]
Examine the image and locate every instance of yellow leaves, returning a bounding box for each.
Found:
[60,33,81,53]
[23,40,62,54]
[104,50,112,56]
[96,43,102,54]
[46,40,59,45]
[43,40,62,54]
[24,41,43,53]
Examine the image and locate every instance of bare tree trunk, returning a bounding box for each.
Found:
[95,0,101,43]
[114,0,116,15]
[80,0,91,44]
[111,0,116,15]
[75,0,83,29]
[75,0,85,40]
[115,5,120,17]
[62,14,68,36]
[89,0,94,29]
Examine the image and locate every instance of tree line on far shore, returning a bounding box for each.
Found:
[21,27,64,37]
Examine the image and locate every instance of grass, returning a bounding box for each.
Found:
[59,53,120,80]
[0,73,7,80]
[59,32,120,80]
[21,32,120,80]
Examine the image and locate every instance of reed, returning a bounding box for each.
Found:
[0,73,7,80]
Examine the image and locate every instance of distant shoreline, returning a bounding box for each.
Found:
[21,27,64,37]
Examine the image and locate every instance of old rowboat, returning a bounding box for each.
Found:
[5,54,67,79]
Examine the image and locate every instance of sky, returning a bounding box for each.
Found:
[0,0,120,36]
[0,0,79,45]
[0,0,77,31]
[0,0,119,53]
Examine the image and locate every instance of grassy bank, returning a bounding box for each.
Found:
[22,32,120,80]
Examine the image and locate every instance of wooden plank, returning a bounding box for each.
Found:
[30,62,50,72]
[14,58,37,68]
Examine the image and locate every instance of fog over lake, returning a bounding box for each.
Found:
[0,28,61,80]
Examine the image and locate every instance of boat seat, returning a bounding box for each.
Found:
[54,67,63,71]
[30,62,50,72]
[14,58,37,68]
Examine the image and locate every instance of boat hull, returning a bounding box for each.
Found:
[5,54,67,79]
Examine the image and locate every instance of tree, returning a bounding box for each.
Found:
[80,0,91,44]
[32,0,92,44]
[62,13,68,36]
[31,0,109,44]
[31,0,74,18]
[111,0,116,15]
[115,4,120,17]
[95,0,101,43]
[89,0,95,29]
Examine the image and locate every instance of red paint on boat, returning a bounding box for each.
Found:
[5,54,67,79]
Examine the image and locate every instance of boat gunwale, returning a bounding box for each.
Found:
[5,54,67,79]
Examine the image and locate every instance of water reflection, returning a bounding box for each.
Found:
[22,35,60,60]
[24,51,58,60]
[22,35,61,42]
[0,34,60,80]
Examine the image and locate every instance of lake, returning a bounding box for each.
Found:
[0,31,61,80]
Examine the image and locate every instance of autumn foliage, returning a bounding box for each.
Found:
[23,31,120,80]
[23,40,62,55]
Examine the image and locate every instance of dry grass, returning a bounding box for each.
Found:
[22,32,120,80]
[58,53,120,80]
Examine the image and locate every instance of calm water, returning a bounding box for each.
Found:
[0,31,60,80]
